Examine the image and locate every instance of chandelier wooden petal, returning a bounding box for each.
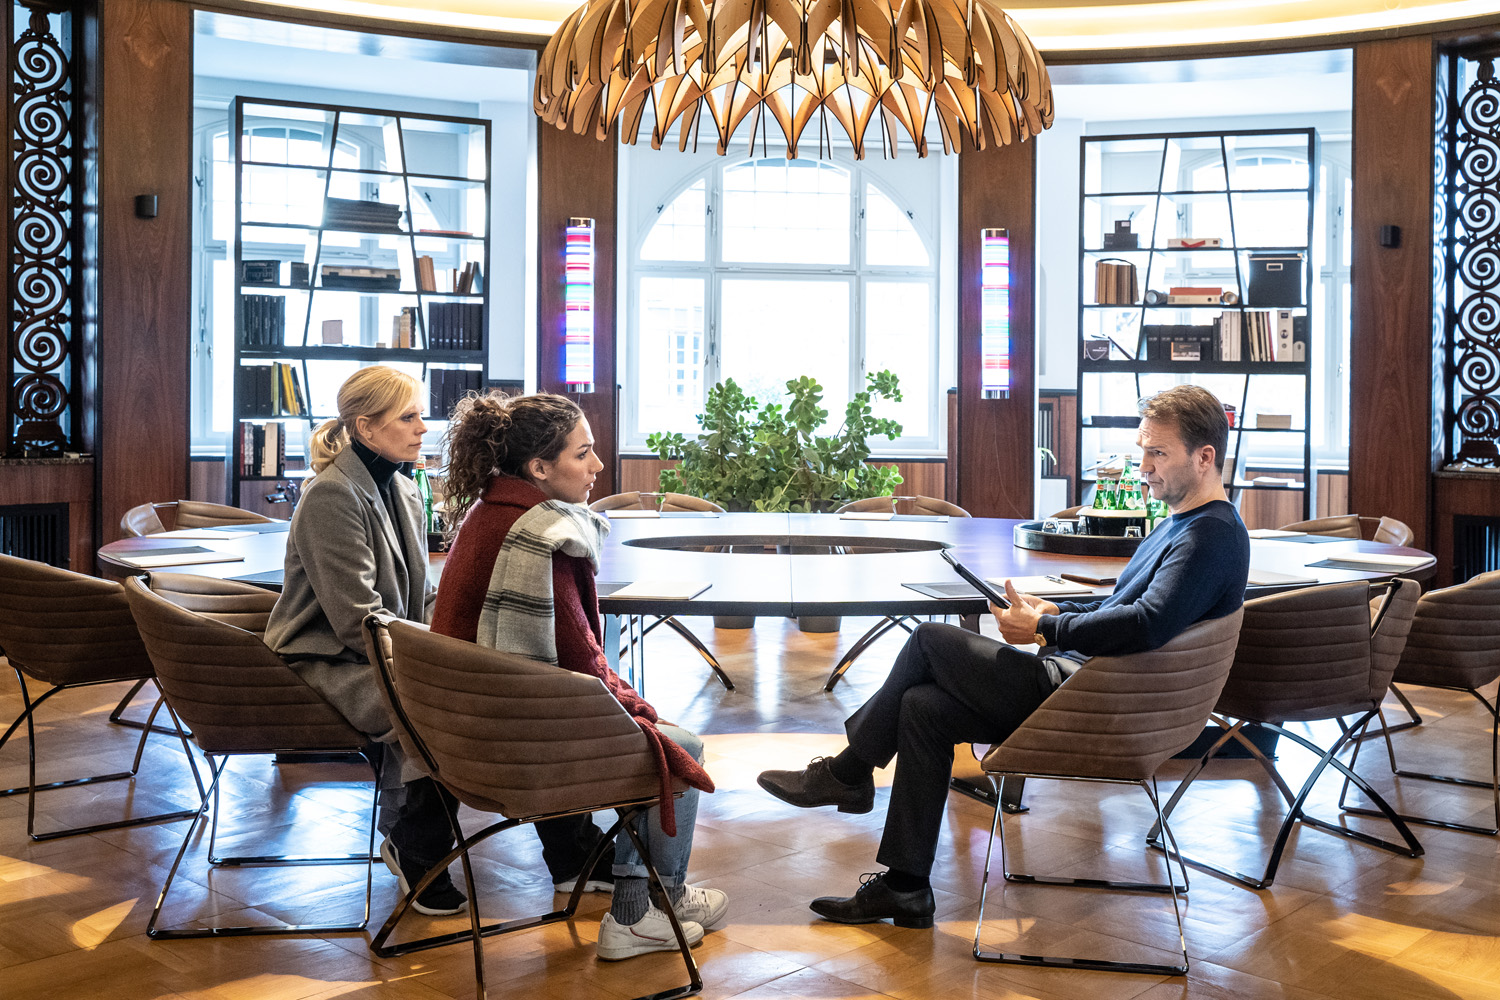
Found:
[534,0,1054,158]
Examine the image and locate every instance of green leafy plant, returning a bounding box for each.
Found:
[647,371,905,512]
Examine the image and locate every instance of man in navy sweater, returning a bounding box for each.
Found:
[758,384,1250,928]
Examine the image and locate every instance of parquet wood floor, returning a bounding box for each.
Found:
[3,615,1498,999]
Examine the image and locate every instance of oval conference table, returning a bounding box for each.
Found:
[99,511,1437,813]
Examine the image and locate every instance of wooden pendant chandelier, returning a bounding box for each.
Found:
[534,0,1054,159]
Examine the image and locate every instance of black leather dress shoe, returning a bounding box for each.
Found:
[757,756,875,814]
[809,872,935,928]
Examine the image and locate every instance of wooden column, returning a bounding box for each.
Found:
[536,124,619,498]
[93,0,192,542]
[1349,36,1436,550]
[956,138,1036,518]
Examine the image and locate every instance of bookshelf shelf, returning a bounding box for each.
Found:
[229,96,490,504]
[1077,128,1317,521]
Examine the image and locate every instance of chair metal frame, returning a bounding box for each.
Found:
[366,615,702,1000]
[974,772,1193,976]
[1341,686,1500,836]
[0,671,203,840]
[146,744,381,939]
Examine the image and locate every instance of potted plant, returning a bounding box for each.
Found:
[648,371,904,631]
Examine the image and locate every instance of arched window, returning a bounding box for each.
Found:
[625,154,942,452]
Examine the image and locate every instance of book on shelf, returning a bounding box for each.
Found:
[391,307,417,349]
[415,255,437,292]
[322,197,403,233]
[427,301,483,351]
[240,419,286,478]
[1142,323,1214,361]
[1167,286,1222,305]
[1094,260,1138,304]
[241,294,286,347]
[429,367,484,420]
[238,362,306,418]
[321,265,402,291]
[1166,237,1223,248]
[418,228,473,238]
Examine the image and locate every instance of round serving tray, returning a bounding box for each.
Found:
[1013,520,1143,556]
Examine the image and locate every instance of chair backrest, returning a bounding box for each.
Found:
[1392,571,1500,690]
[379,618,663,818]
[172,501,279,530]
[120,503,165,537]
[837,495,970,518]
[1279,514,1362,538]
[123,574,363,754]
[659,492,725,513]
[1216,579,1418,724]
[1369,516,1415,547]
[1049,505,1086,519]
[0,552,154,685]
[983,608,1244,783]
[590,491,649,512]
[145,572,279,636]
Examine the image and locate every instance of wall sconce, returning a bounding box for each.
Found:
[564,217,594,393]
[980,228,1010,399]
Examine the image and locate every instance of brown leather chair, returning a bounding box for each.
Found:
[589,491,734,692]
[1151,579,1422,890]
[120,500,279,537]
[123,573,379,938]
[838,494,969,518]
[0,553,201,840]
[364,615,702,1000]
[1343,569,1500,836]
[824,496,973,691]
[973,609,1244,976]
[1278,513,1415,547]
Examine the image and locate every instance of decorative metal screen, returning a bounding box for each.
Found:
[1439,54,1500,468]
[6,0,80,457]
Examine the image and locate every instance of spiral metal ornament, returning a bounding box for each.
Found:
[7,5,77,456]
[534,0,1054,159]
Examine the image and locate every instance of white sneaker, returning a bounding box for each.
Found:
[673,884,728,930]
[596,905,704,961]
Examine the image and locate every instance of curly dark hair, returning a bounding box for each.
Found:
[440,391,583,531]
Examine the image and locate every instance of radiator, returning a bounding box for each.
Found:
[0,503,70,568]
[1453,514,1500,583]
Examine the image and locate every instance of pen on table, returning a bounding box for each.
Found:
[1045,575,1066,584]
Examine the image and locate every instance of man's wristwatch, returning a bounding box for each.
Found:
[1032,632,1047,647]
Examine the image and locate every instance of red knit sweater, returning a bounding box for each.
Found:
[430,476,713,830]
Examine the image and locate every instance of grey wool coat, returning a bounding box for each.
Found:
[265,443,436,740]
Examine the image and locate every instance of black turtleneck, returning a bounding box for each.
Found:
[349,437,406,488]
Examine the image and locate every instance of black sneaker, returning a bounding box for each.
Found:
[381,838,468,916]
[554,840,616,893]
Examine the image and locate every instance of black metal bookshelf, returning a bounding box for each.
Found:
[1076,128,1317,519]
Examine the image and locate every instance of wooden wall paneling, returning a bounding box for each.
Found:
[93,0,192,543]
[620,457,675,495]
[618,457,948,502]
[1317,471,1349,518]
[957,139,1036,518]
[536,124,618,498]
[945,388,958,501]
[1349,36,1436,551]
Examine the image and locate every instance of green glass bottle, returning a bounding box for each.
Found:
[1092,471,1115,510]
[413,457,435,534]
[1118,458,1143,511]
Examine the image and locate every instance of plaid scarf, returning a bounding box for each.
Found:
[476,499,608,661]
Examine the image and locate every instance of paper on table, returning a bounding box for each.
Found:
[1318,552,1431,569]
[1247,528,1308,539]
[154,528,257,540]
[608,580,711,600]
[1247,568,1320,586]
[840,511,894,520]
[605,509,661,518]
[118,549,245,569]
[989,575,1096,596]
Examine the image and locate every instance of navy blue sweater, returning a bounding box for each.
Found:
[1037,499,1249,658]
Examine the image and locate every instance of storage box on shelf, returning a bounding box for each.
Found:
[228,97,490,504]
[1076,128,1316,520]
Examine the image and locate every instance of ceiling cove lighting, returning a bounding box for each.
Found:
[533,0,1054,159]
[980,227,1009,399]
[564,217,595,393]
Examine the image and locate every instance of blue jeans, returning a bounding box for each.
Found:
[612,724,702,887]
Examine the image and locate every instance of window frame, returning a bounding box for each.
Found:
[621,151,945,454]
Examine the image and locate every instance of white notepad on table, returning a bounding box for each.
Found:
[605,509,661,519]
[840,511,894,521]
[1247,528,1308,539]
[608,580,711,600]
[118,549,245,569]
[1319,552,1431,569]
[988,575,1097,597]
[1247,569,1320,586]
